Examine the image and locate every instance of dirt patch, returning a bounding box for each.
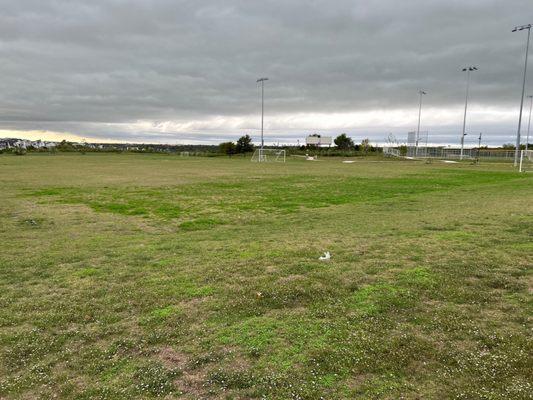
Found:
[175,368,210,399]
[347,373,372,389]
[265,265,278,274]
[159,346,189,370]
[158,347,211,398]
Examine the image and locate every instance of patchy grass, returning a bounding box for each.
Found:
[0,153,531,399]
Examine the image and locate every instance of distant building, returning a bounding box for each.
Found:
[0,138,58,150]
[306,135,332,147]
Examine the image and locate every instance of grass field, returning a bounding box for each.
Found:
[0,153,531,399]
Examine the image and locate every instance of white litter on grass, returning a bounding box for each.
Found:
[404,156,415,160]
[441,160,459,163]
[342,160,355,164]
[319,251,331,261]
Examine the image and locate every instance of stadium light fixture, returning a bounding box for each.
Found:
[512,23,532,166]
[526,95,533,151]
[415,90,427,157]
[257,78,269,151]
[460,66,478,160]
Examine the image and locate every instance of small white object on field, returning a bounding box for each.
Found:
[441,160,458,163]
[319,251,331,261]
[342,160,355,164]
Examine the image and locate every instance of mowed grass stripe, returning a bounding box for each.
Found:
[24,169,524,226]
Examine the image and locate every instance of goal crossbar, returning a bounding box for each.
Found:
[251,148,286,163]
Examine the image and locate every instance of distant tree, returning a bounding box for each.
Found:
[386,133,399,147]
[13,147,27,156]
[57,140,75,152]
[361,138,371,154]
[334,133,354,150]
[236,135,254,153]
[219,141,236,155]
[502,143,515,149]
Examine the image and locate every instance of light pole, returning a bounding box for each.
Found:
[477,132,482,163]
[460,66,478,160]
[416,90,427,157]
[257,78,269,151]
[512,24,532,166]
[526,95,533,151]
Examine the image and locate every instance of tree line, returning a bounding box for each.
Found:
[218,133,377,155]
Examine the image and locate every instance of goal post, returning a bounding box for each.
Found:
[519,149,533,172]
[251,148,286,163]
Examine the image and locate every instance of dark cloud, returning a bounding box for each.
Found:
[0,0,531,144]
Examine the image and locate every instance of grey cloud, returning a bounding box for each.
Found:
[0,0,531,143]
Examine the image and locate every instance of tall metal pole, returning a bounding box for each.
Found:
[512,24,532,166]
[257,78,269,151]
[261,80,264,149]
[460,67,477,160]
[526,95,533,151]
[477,132,482,163]
[416,90,426,157]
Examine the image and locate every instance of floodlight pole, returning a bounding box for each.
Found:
[526,95,533,151]
[512,24,532,166]
[460,66,477,160]
[477,132,482,162]
[416,90,426,157]
[257,78,269,151]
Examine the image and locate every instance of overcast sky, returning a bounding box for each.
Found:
[1,0,532,146]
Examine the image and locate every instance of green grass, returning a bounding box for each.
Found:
[0,153,531,399]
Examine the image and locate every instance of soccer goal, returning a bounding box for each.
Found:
[251,148,286,162]
[519,150,533,172]
[383,147,401,157]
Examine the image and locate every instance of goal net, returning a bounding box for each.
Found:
[383,147,401,157]
[251,148,286,162]
[519,150,533,172]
